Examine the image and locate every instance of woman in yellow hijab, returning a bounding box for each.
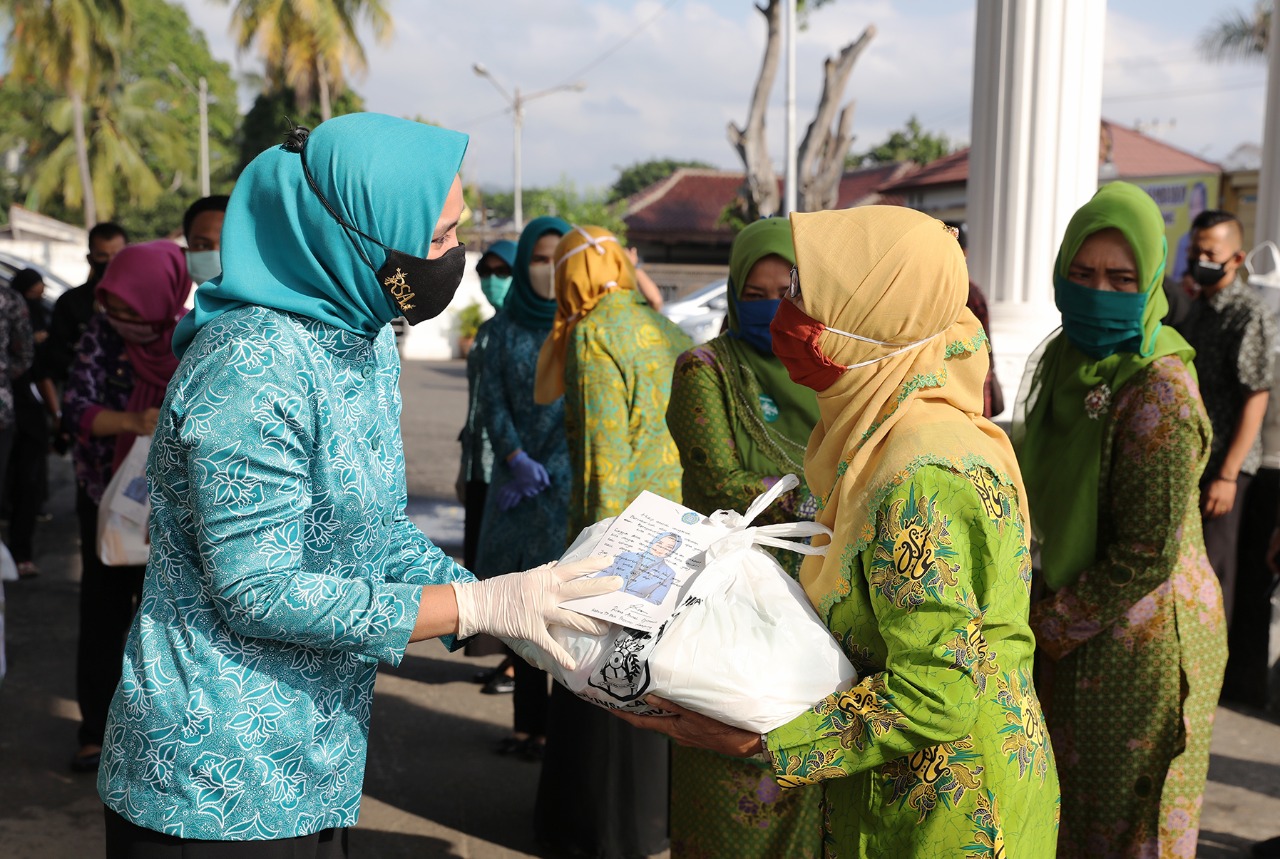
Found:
[533,226,692,859]
[618,206,1059,857]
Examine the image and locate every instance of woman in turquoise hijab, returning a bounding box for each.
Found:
[96,114,617,855]
[1015,181,1227,857]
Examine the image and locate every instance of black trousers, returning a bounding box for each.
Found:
[76,485,144,748]
[1225,467,1280,706]
[462,479,488,571]
[6,403,50,562]
[1201,473,1253,627]
[105,808,348,858]
[512,655,549,737]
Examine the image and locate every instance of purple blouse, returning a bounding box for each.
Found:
[63,314,135,504]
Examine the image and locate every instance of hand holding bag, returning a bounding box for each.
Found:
[96,437,152,567]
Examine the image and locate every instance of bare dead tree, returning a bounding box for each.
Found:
[728,2,876,220]
[798,25,875,212]
[727,0,784,219]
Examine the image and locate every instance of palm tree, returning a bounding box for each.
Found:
[1,0,129,227]
[220,0,392,121]
[1199,1,1271,62]
[26,77,187,221]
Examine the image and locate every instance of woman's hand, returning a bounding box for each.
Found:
[129,407,161,436]
[451,557,621,670]
[612,696,763,758]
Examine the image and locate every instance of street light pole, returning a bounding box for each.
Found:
[473,64,584,233]
[513,87,524,232]
[169,63,210,197]
[198,75,210,197]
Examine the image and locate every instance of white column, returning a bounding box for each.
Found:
[1257,0,1280,247]
[967,0,1107,413]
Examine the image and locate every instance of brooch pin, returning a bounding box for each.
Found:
[1084,382,1112,420]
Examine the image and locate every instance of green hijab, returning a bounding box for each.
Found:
[502,215,572,332]
[174,113,468,354]
[1014,181,1196,590]
[716,217,819,476]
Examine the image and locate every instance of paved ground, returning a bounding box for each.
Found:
[1,358,1278,857]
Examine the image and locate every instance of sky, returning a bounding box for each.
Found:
[175,0,1271,192]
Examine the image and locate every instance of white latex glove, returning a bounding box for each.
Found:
[452,556,621,670]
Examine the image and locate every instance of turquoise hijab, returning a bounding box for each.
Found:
[173,113,469,355]
[502,215,572,332]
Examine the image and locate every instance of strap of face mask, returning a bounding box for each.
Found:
[554,228,619,271]
[823,323,945,371]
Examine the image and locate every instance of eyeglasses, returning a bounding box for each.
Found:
[788,266,801,300]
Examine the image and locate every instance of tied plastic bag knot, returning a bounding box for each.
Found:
[704,474,833,563]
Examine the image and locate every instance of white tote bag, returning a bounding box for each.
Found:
[97,437,152,567]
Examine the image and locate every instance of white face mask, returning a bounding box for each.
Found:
[529,263,555,300]
[186,249,222,285]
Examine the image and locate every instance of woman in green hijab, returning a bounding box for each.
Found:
[1014,181,1227,857]
[665,216,822,858]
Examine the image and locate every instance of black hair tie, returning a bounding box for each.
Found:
[282,119,311,153]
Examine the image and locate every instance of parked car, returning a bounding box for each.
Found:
[662,278,728,344]
[0,252,74,303]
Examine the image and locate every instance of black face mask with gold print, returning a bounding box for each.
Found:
[286,123,467,325]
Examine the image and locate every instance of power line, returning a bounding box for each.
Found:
[457,106,512,128]
[1102,78,1265,103]
[551,0,684,89]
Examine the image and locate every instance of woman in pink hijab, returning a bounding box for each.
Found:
[61,240,189,772]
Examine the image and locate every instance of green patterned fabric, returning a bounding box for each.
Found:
[1029,356,1226,856]
[564,288,692,536]
[764,464,1061,857]
[668,343,815,529]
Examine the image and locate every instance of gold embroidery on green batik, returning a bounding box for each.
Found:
[777,747,846,788]
[838,632,878,675]
[995,670,1052,782]
[963,790,1008,859]
[965,466,1010,528]
[868,483,960,610]
[811,675,907,753]
[942,595,1000,695]
[881,738,984,823]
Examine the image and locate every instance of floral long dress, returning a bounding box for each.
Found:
[665,341,823,859]
[1030,355,1227,858]
[535,288,693,859]
[763,464,1061,858]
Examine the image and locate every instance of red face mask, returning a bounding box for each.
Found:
[769,298,849,392]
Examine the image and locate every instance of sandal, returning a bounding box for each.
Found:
[17,562,38,579]
[493,736,527,756]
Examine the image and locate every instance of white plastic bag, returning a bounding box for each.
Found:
[512,476,858,732]
[0,540,16,583]
[97,437,152,567]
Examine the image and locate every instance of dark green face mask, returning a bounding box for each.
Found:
[1054,274,1157,360]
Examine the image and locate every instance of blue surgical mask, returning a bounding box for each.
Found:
[1054,274,1157,360]
[186,249,222,285]
[480,274,512,309]
[730,295,782,355]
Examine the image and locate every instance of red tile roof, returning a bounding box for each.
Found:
[878,120,1221,194]
[876,149,971,193]
[624,162,918,243]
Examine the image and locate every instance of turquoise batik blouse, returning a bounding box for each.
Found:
[98,305,473,840]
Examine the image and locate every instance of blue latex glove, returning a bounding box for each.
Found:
[494,483,540,512]
[508,450,550,491]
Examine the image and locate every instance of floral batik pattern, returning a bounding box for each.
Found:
[764,465,1059,857]
[1029,356,1227,858]
[98,307,472,840]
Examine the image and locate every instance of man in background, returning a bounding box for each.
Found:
[1178,210,1277,642]
[35,222,128,438]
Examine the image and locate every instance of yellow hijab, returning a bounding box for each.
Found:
[790,206,1029,619]
[534,225,638,404]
